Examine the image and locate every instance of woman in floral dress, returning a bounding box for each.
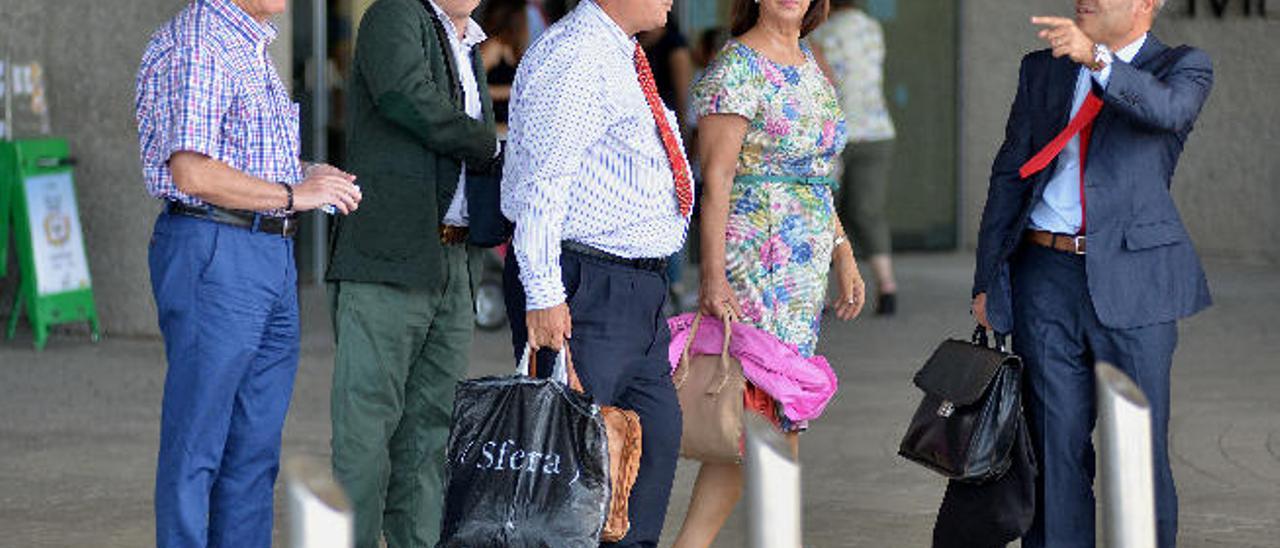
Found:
[672,0,864,546]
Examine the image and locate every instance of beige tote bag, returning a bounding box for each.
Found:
[673,313,746,463]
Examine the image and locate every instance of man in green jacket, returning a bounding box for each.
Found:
[326,0,498,545]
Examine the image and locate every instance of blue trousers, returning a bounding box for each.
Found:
[149,211,300,548]
[504,249,682,548]
[1011,245,1178,548]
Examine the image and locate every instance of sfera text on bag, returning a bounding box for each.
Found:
[457,439,564,475]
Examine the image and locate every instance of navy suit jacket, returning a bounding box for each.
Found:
[973,35,1214,332]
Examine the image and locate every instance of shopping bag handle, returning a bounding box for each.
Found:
[517,345,585,393]
[673,312,734,395]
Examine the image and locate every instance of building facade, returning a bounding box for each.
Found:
[0,0,1274,337]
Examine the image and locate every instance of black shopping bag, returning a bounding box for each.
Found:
[437,352,610,548]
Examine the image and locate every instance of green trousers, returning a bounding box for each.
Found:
[330,245,473,548]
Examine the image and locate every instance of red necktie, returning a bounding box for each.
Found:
[634,44,694,218]
[1019,91,1103,234]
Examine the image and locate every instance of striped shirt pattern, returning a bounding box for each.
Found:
[501,0,691,310]
[135,0,302,211]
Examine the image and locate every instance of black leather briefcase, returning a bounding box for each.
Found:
[899,326,1024,483]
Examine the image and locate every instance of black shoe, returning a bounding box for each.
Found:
[875,293,896,316]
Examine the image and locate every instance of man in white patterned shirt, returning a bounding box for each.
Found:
[500,0,688,545]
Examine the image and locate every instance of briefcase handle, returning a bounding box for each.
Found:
[971,325,1010,354]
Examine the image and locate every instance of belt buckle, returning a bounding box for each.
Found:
[280,216,293,237]
[440,225,465,245]
[1073,235,1086,255]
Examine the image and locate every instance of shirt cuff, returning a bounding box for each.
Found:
[522,271,566,311]
[166,136,220,166]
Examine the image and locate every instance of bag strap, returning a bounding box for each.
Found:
[707,317,734,396]
[673,313,735,394]
[520,345,585,393]
[563,346,585,393]
[673,313,705,389]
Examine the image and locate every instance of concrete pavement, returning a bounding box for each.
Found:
[1,253,1276,547]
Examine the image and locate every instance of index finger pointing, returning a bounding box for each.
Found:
[1031,16,1073,28]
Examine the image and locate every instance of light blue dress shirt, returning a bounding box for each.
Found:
[500,0,690,310]
[1030,34,1147,235]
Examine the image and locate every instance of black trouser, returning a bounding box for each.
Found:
[504,248,681,548]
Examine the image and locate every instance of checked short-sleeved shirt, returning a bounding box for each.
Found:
[135,0,302,211]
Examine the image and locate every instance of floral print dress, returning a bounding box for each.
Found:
[693,40,847,430]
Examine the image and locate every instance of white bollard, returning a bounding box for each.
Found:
[284,456,354,548]
[745,413,802,548]
[1095,362,1157,548]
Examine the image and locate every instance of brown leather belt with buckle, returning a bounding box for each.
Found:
[439,224,469,246]
[1026,229,1086,255]
[167,201,297,238]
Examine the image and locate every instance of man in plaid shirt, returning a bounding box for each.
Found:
[134,1,361,546]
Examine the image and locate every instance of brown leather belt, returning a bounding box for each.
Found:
[1025,229,1086,255]
[439,224,468,246]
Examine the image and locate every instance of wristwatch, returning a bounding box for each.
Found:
[1090,42,1113,71]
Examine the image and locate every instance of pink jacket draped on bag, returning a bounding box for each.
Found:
[666,313,839,424]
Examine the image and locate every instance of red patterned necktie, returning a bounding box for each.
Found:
[1018,91,1104,234]
[634,44,694,218]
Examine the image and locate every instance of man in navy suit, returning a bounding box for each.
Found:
[971,0,1213,546]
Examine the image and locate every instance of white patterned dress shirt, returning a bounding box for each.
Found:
[501,0,690,310]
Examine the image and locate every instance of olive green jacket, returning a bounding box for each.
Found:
[327,0,498,290]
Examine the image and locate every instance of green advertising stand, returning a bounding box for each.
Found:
[1,138,100,349]
[0,146,10,278]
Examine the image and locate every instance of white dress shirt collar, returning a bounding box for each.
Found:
[1114,33,1147,64]
[581,0,637,57]
[426,1,487,48]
